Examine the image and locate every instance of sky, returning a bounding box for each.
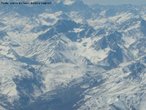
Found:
[84,0,146,5]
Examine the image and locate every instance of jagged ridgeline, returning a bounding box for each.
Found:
[0,0,146,110]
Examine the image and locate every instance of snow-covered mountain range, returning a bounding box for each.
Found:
[0,0,146,110]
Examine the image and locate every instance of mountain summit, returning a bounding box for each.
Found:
[0,1,146,110]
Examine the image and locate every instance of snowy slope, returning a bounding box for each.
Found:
[0,0,146,110]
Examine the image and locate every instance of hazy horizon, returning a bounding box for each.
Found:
[84,0,146,5]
